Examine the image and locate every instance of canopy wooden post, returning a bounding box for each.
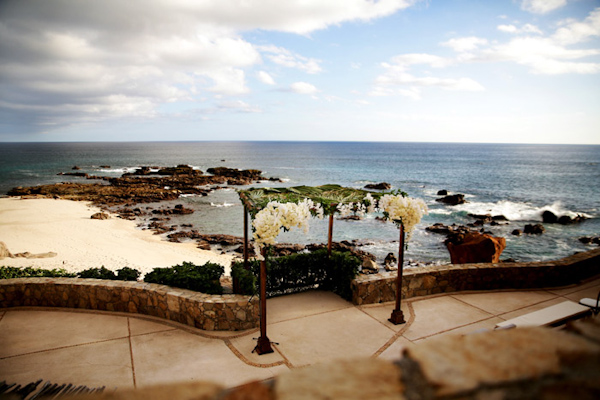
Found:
[243,206,249,270]
[327,213,334,258]
[254,247,274,355]
[389,221,406,325]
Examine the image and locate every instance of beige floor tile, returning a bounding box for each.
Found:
[376,336,414,361]
[268,307,396,367]
[0,310,129,358]
[128,317,176,336]
[228,334,286,366]
[413,317,504,345]
[402,296,493,341]
[496,297,567,321]
[546,277,600,296]
[359,302,411,332]
[562,284,600,304]
[0,338,134,389]
[451,290,557,315]
[131,329,283,389]
[267,291,353,324]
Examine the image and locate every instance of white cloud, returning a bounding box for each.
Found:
[441,37,489,52]
[217,100,262,113]
[371,54,484,99]
[498,23,543,35]
[521,0,567,14]
[257,71,276,85]
[290,82,319,94]
[444,8,600,75]
[0,0,415,134]
[259,45,322,74]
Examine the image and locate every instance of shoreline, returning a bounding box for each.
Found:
[0,197,234,276]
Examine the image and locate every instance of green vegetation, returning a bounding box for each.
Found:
[0,266,77,279]
[144,261,224,295]
[231,249,360,300]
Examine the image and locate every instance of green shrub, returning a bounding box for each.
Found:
[78,266,117,280]
[144,261,224,294]
[0,266,76,279]
[230,249,360,300]
[116,267,141,281]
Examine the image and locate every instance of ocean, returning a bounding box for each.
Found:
[1,141,599,265]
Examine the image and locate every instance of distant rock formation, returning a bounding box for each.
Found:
[364,182,391,190]
[436,193,466,205]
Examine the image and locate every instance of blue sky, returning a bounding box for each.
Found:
[1,0,599,144]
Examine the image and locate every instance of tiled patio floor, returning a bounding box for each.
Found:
[1,276,598,390]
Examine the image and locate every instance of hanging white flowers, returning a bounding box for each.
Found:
[252,199,312,253]
[377,194,428,239]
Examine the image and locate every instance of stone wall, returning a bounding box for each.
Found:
[0,278,258,331]
[352,247,600,305]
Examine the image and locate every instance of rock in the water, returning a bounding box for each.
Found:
[542,210,558,223]
[511,229,522,236]
[362,258,379,271]
[446,232,506,264]
[90,212,110,220]
[384,252,397,266]
[437,189,448,196]
[364,182,391,190]
[436,194,466,205]
[524,224,545,234]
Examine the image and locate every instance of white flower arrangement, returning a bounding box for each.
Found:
[377,194,428,239]
[252,199,312,253]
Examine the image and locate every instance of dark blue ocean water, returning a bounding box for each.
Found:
[1,141,599,264]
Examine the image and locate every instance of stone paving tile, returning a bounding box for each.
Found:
[0,338,134,389]
[377,336,414,361]
[358,302,411,332]
[412,317,504,345]
[130,329,285,389]
[228,334,287,366]
[450,290,557,315]
[0,310,128,358]
[402,296,493,341]
[562,284,600,304]
[267,290,353,325]
[546,277,600,296]
[128,317,177,336]
[496,297,567,322]
[268,307,396,367]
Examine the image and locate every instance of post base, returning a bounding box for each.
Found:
[388,309,406,325]
[253,336,274,355]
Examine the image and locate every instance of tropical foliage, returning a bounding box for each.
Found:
[231,249,360,300]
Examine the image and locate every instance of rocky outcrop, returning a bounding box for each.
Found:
[8,164,276,207]
[0,241,56,260]
[524,223,545,234]
[364,182,391,190]
[436,193,466,205]
[542,210,587,225]
[579,236,600,246]
[446,232,506,264]
[90,212,110,220]
[0,242,13,259]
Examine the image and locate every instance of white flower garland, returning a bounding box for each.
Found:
[252,199,312,253]
[251,193,428,253]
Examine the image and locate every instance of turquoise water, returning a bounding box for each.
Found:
[1,141,598,264]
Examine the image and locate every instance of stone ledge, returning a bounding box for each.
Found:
[0,278,258,331]
[352,247,600,305]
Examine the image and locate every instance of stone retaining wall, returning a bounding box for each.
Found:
[352,247,600,305]
[0,278,258,331]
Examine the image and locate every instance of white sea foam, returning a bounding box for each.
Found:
[451,200,592,221]
[210,202,235,208]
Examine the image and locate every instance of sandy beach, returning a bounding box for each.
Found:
[0,197,234,276]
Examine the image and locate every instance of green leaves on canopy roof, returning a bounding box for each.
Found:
[238,184,406,216]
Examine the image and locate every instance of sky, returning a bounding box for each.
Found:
[0,0,599,144]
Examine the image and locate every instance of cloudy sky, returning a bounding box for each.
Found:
[1,0,599,144]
